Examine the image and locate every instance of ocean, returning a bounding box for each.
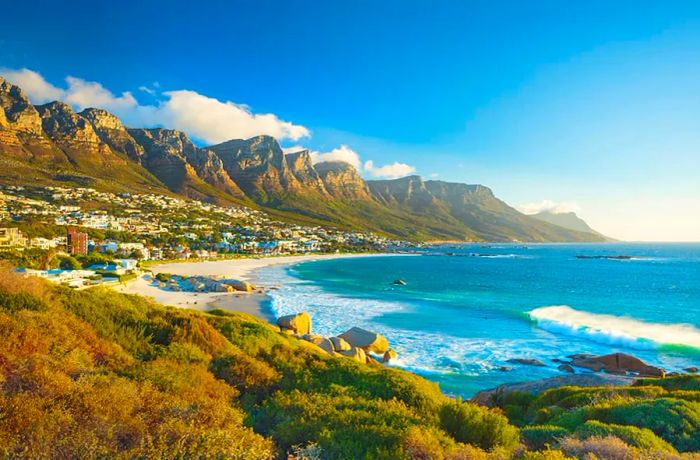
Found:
[257,243,700,397]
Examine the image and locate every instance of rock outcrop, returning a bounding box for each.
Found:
[285,150,329,196]
[383,348,398,363]
[80,108,145,161]
[208,135,301,201]
[303,335,335,355]
[330,336,352,352]
[571,353,665,377]
[340,346,367,364]
[277,312,312,335]
[339,327,390,354]
[315,161,372,201]
[472,374,638,407]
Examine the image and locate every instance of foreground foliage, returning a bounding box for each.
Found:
[2,262,700,459]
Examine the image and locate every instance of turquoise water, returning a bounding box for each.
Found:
[259,244,700,397]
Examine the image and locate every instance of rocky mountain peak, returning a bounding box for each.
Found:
[36,101,103,147]
[81,108,144,161]
[285,150,329,195]
[80,108,125,131]
[0,76,44,135]
[315,161,371,200]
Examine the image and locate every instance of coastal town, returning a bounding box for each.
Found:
[0,184,409,288]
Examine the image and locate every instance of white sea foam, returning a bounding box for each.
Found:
[259,264,561,376]
[529,305,700,350]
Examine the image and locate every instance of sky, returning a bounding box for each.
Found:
[1,0,699,241]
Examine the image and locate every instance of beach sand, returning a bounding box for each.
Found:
[114,253,390,320]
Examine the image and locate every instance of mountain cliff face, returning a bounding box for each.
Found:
[80,108,144,161]
[315,161,372,201]
[285,150,329,196]
[0,77,66,164]
[126,129,243,204]
[208,136,301,201]
[0,74,608,242]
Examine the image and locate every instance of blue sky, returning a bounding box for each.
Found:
[1,1,699,240]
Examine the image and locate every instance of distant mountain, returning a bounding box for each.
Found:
[531,210,611,240]
[368,176,603,242]
[0,74,607,242]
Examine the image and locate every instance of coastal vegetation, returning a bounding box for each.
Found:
[2,262,700,459]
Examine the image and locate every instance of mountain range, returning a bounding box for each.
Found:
[0,75,606,242]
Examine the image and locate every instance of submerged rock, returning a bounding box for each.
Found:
[507,358,546,367]
[684,367,698,373]
[558,364,575,373]
[339,327,390,354]
[277,312,312,335]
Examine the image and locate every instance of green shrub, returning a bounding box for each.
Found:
[439,400,520,451]
[154,272,172,282]
[590,398,700,452]
[637,375,700,392]
[521,425,570,450]
[0,291,48,313]
[575,420,676,453]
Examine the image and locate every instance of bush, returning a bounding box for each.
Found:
[154,272,172,282]
[558,435,637,460]
[521,425,570,450]
[575,420,676,453]
[57,255,81,270]
[439,400,520,451]
[590,398,700,452]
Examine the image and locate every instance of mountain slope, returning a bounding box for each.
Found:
[532,210,611,240]
[368,176,607,242]
[0,74,607,242]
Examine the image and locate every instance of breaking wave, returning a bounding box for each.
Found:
[529,305,700,351]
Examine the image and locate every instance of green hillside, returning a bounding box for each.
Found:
[2,264,700,458]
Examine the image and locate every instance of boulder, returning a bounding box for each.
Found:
[227,280,256,292]
[383,348,398,363]
[558,364,575,373]
[277,312,312,335]
[338,327,389,354]
[571,353,665,377]
[330,336,352,352]
[301,334,335,355]
[340,346,367,364]
[507,358,546,367]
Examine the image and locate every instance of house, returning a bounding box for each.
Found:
[0,228,27,250]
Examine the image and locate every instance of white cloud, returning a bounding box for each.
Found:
[0,67,63,103]
[364,160,416,179]
[0,67,310,144]
[152,90,309,144]
[517,199,581,215]
[303,144,416,179]
[308,145,362,170]
[63,76,138,112]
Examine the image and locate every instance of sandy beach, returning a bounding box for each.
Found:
[113,253,393,320]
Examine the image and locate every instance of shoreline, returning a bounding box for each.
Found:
[114,253,401,320]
